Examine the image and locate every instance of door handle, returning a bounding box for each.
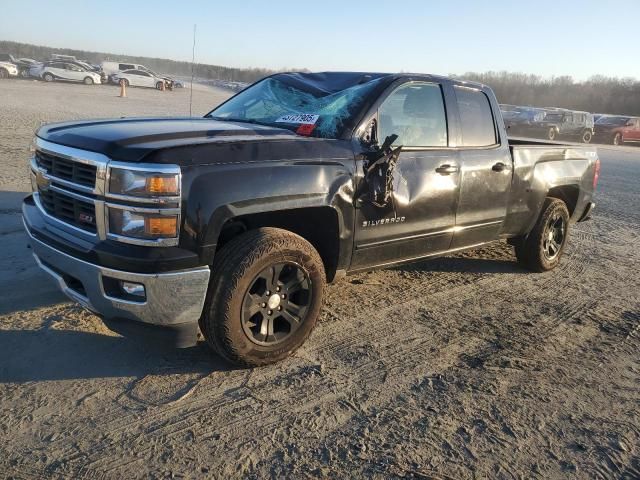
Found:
[435,164,459,175]
[492,162,506,172]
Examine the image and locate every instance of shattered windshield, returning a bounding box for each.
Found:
[206,76,384,139]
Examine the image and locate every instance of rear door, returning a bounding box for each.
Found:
[352,80,461,269]
[449,86,512,249]
[137,71,155,87]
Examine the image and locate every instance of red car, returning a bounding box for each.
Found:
[594,116,640,145]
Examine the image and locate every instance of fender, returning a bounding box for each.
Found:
[174,138,357,269]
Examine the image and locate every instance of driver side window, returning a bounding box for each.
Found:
[378,82,447,147]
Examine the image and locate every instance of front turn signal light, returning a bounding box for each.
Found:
[145,216,178,236]
[146,176,179,195]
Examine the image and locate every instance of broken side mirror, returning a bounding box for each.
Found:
[361,134,402,208]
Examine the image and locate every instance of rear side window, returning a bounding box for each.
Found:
[119,64,135,70]
[454,86,497,147]
[378,82,448,147]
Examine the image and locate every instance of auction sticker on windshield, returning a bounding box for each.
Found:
[275,114,319,124]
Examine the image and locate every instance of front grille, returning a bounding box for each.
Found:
[38,188,97,233]
[36,150,97,188]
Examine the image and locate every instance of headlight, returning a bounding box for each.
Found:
[108,207,179,241]
[109,167,180,198]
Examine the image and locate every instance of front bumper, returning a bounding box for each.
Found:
[23,208,210,347]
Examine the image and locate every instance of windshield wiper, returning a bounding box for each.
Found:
[207,116,269,127]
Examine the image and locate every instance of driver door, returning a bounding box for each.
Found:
[351,81,461,269]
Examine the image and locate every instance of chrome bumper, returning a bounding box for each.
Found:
[24,220,210,327]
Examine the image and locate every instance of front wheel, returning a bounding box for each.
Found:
[83,76,94,85]
[200,228,326,367]
[613,133,623,146]
[43,72,54,82]
[548,127,558,141]
[514,197,570,272]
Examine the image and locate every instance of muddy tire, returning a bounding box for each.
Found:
[200,227,325,367]
[515,197,570,272]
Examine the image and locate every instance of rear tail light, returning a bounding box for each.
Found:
[593,158,601,189]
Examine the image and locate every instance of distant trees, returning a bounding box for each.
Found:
[458,71,640,115]
[3,40,639,115]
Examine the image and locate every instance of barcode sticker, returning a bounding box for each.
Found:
[275,114,319,124]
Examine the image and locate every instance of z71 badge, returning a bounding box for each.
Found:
[362,217,406,228]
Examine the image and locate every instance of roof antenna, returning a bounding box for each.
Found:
[189,24,197,117]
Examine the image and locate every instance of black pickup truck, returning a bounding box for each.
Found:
[22,72,600,366]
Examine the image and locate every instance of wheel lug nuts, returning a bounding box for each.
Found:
[276,287,281,292]
[268,310,273,315]
[261,303,266,308]
[281,294,286,299]
[266,291,271,296]
[278,306,282,311]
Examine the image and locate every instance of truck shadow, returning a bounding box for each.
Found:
[0,329,232,383]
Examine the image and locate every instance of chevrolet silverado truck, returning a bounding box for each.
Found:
[22,72,600,366]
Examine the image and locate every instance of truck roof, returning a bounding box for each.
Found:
[269,71,487,94]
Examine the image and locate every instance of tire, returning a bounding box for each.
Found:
[83,76,94,85]
[548,127,557,141]
[0,68,8,79]
[514,197,570,272]
[613,133,623,146]
[156,81,163,90]
[19,68,29,78]
[581,130,592,143]
[43,72,54,82]
[200,227,326,367]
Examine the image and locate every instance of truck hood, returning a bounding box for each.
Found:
[36,117,299,162]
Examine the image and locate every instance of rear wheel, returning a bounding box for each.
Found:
[581,129,592,143]
[83,76,94,85]
[200,228,326,367]
[548,127,558,141]
[514,197,570,272]
[0,68,9,79]
[613,132,623,146]
[43,72,54,82]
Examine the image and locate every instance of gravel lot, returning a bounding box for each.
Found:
[0,80,638,479]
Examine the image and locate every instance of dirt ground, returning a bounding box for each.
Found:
[0,80,638,479]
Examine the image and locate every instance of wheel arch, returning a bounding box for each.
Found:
[213,206,343,283]
[547,184,580,217]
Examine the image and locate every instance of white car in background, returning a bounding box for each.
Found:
[112,69,166,89]
[0,61,19,79]
[31,61,102,85]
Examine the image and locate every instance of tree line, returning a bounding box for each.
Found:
[458,71,640,116]
[3,40,639,115]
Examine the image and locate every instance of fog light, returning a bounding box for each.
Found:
[121,281,145,297]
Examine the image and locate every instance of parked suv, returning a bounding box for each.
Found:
[538,109,594,143]
[31,61,102,85]
[593,115,640,145]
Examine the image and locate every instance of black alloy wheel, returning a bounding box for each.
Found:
[241,262,312,346]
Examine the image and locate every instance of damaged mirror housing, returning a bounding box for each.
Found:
[361,134,402,208]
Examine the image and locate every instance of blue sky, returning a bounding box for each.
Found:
[3,0,639,79]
